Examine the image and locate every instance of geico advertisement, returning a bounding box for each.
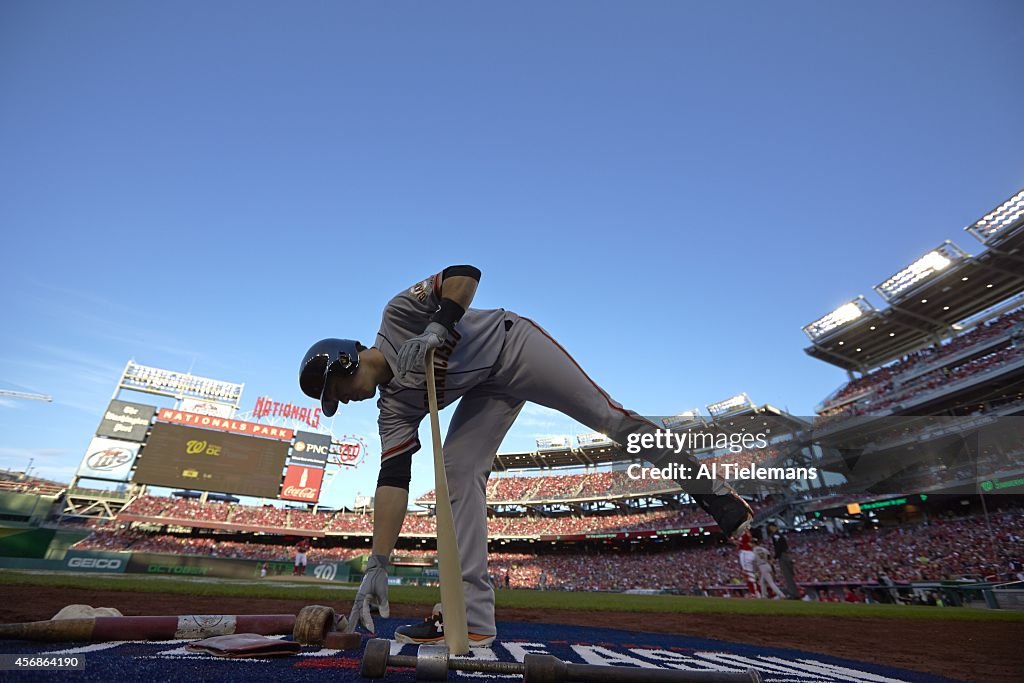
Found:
[64,551,127,573]
[134,423,288,498]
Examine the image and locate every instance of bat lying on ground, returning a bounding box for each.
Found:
[0,604,338,644]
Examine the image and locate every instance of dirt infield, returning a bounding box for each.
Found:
[1,585,1021,682]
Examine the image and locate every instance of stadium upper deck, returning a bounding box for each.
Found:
[489,398,809,472]
[803,188,1024,374]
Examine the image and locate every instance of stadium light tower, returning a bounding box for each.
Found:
[801,296,875,342]
[706,393,754,419]
[965,188,1024,244]
[873,241,968,302]
[663,409,704,429]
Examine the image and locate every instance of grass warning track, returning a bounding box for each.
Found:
[2,570,1021,622]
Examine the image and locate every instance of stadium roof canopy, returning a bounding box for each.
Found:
[493,402,808,471]
[803,189,1024,374]
[701,403,811,436]
[493,443,624,471]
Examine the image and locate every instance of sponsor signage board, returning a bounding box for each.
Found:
[96,400,156,442]
[121,361,243,402]
[122,553,349,582]
[280,465,325,503]
[254,396,322,429]
[290,431,331,468]
[311,562,348,582]
[76,438,140,482]
[134,422,288,498]
[63,550,128,573]
[157,408,294,441]
[180,398,234,418]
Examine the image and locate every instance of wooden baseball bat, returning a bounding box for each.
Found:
[0,614,297,643]
[425,348,470,655]
[0,603,337,644]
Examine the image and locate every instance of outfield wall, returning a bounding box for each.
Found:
[0,527,56,558]
[47,550,353,582]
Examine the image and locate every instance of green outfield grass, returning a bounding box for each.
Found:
[3,570,1022,622]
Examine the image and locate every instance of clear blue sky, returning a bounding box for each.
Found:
[2,1,1022,508]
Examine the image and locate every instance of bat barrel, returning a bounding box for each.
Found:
[0,619,96,642]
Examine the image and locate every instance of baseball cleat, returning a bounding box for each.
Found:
[693,491,754,538]
[394,604,495,647]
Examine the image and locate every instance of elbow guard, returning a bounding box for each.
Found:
[377,450,413,490]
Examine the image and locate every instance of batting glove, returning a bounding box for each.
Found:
[396,322,448,380]
[346,554,390,635]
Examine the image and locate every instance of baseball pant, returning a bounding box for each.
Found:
[739,550,759,597]
[778,551,798,598]
[757,562,784,598]
[443,313,734,635]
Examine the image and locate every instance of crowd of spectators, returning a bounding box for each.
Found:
[120,495,173,517]
[791,510,1024,584]
[416,459,783,507]
[327,513,374,533]
[488,509,1024,592]
[530,474,587,500]
[696,445,784,472]
[289,509,332,530]
[73,507,1023,593]
[227,505,289,528]
[818,308,1024,423]
[113,495,776,537]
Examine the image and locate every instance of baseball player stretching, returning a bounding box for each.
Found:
[299,266,754,646]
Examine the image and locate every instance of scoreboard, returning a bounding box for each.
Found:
[134,423,288,498]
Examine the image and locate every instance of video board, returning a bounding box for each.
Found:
[134,423,287,498]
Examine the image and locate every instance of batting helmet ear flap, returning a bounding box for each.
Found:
[299,338,363,417]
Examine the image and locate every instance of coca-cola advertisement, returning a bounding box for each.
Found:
[280,465,324,503]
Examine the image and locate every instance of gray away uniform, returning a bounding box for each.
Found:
[375,272,730,635]
[753,545,784,599]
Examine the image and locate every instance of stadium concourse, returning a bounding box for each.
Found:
[2,188,1024,681]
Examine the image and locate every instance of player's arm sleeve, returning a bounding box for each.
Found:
[383,267,481,337]
[432,265,480,331]
[441,265,481,283]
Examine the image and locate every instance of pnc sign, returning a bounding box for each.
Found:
[291,431,331,468]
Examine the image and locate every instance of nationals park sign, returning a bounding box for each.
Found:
[156,409,294,441]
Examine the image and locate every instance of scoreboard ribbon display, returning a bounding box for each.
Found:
[135,423,288,498]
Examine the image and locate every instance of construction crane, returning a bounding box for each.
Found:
[0,389,53,402]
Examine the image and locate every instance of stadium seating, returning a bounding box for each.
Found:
[75,502,1024,592]
[111,493,779,537]
[414,453,784,508]
[818,308,1024,423]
